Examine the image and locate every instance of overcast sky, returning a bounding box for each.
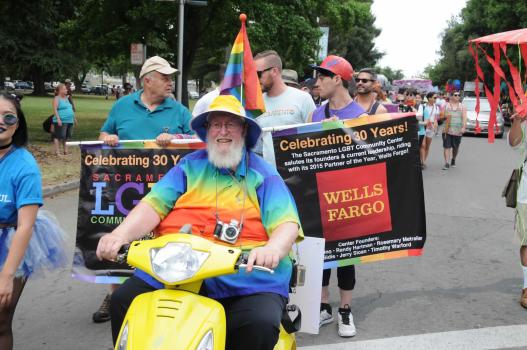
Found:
[371,0,468,78]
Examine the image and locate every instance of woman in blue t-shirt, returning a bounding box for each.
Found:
[0,93,67,350]
[52,83,76,156]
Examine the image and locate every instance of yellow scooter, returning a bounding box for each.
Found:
[114,225,298,350]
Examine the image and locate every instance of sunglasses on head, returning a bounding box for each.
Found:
[1,114,18,126]
[256,67,274,79]
[355,78,374,84]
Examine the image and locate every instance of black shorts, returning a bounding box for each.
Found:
[418,135,425,148]
[442,133,461,150]
[322,265,356,290]
[53,123,73,140]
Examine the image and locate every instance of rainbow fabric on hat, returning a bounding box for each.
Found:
[220,14,265,119]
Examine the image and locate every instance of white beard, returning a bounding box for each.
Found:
[207,137,245,169]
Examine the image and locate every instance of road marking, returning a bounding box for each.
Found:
[299,324,527,350]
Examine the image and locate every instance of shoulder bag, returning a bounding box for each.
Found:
[502,167,522,208]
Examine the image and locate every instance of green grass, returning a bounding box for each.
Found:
[23,94,116,143]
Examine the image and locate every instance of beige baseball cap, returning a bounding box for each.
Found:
[282,69,299,87]
[139,56,178,78]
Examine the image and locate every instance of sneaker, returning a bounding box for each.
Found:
[92,294,111,323]
[337,304,357,337]
[319,303,334,326]
[451,158,456,168]
[442,163,450,170]
[521,289,527,309]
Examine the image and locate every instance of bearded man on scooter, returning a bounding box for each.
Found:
[96,94,303,350]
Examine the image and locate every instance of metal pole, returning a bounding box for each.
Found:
[177,0,184,101]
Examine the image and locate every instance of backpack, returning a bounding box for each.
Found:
[43,115,53,133]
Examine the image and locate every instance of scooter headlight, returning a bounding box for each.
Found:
[117,322,129,350]
[150,243,209,283]
[196,330,214,350]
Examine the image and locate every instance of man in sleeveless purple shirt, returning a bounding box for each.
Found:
[309,55,366,338]
[308,55,366,123]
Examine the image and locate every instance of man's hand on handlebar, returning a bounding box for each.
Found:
[96,232,129,261]
[245,246,280,273]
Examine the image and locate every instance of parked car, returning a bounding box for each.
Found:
[14,81,32,90]
[91,85,111,95]
[189,90,199,99]
[3,81,15,91]
[81,84,91,94]
[463,97,504,138]
[44,82,54,92]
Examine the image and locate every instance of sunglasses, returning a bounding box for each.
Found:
[355,78,374,84]
[257,67,274,79]
[453,93,460,97]
[1,114,18,126]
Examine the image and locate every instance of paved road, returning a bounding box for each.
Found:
[14,133,527,349]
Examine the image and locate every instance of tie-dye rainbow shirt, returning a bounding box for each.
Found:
[142,149,303,299]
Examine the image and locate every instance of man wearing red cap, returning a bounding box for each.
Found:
[309,55,366,123]
[310,55,366,338]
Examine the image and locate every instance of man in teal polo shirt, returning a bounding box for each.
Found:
[99,56,193,147]
[93,56,193,323]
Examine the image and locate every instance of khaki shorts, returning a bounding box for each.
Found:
[515,203,527,245]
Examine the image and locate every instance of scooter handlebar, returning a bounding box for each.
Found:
[236,252,275,274]
[238,264,275,274]
[115,244,130,264]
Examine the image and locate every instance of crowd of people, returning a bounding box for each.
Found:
[1,49,522,350]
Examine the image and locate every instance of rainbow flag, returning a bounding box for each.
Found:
[220,14,265,118]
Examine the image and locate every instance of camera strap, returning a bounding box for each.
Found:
[214,151,249,232]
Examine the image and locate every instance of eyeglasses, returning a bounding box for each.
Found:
[355,78,374,84]
[0,114,18,126]
[208,121,244,131]
[453,93,460,97]
[256,67,274,79]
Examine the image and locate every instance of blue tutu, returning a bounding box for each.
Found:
[0,210,68,278]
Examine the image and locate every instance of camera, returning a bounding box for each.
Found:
[213,219,241,244]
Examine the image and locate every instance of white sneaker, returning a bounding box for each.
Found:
[337,305,356,337]
[319,303,334,326]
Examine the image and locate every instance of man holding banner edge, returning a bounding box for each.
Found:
[93,56,194,324]
[98,56,194,147]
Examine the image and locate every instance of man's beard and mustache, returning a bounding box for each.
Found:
[357,86,372,95]
[207,135,245,169]
[260,79,273,93]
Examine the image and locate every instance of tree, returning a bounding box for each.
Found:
[426,0,527,87]
[0,0,79,95]
[375,66,404,82]
[316,0,382,70]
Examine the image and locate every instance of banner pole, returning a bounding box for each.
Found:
[66,139,204,146]
[66,123,325,146]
